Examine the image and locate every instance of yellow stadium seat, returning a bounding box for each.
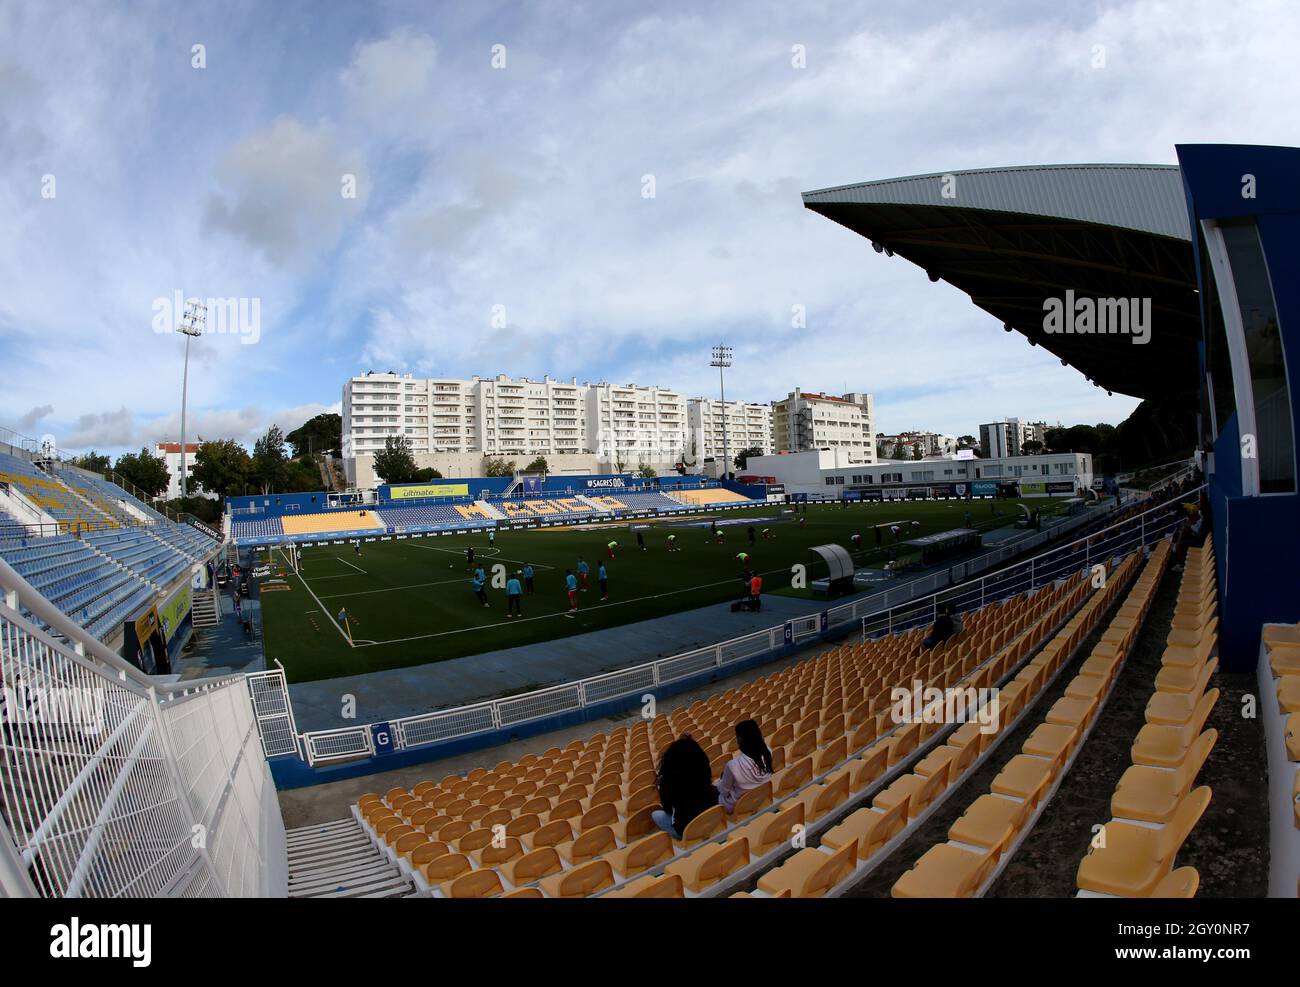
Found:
[665,837,751,893]
[892,843,998,898]
[756,840,857,898]
[1077,787,1211,897]
[538,858,615,898]
[821,801,908,861]
[1110,730,1217,824]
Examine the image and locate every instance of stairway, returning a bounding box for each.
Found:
[191,587,220,628]
[285,818,414,898]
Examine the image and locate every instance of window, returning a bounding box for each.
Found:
[1220,219,1295,493]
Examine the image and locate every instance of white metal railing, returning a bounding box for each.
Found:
[296,491,1195,766]
[0,555,285,897]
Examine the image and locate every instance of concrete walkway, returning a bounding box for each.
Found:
[174,588,266,679]
[287,589,848,732]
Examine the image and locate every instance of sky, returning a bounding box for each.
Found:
[2,0,1298,455]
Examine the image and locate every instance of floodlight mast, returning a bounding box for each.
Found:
[709,345,733,481]
[176,301,206,500]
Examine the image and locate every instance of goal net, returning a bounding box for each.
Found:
[271,542,299,574]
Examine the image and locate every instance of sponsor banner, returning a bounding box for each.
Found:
[134,606,160,645]
[861,489,884,501]
[388,482,471,500]
[1019,481,1047,495]
[158,584,192,643]
[1046,481,1077,494]
[584,477,628,490]
[972,481,998,497]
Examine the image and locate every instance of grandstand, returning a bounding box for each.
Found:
[0,444,223,648]
[280,510,385,537]
[667,487,755,507]
[492,496,599,521]
[227,480,766,546]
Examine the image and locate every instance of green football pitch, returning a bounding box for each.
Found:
[256,499,1070,683]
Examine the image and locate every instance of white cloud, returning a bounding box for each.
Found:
[2,2,1297,449]
[203,117,369,268]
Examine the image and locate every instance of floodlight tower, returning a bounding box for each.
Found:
[176,301,206,500]
[710,344,733,481]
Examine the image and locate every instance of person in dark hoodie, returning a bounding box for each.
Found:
[651,736,718,838]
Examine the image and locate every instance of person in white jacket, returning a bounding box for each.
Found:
[717,719,774,813]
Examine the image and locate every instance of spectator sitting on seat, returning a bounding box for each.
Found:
[923,604,958,650]
[717,719,773,813]
[651,736,719,839]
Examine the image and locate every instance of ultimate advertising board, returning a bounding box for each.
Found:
[388,482,472,499]
[158,583,192,643]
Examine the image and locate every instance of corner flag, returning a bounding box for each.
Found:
[337,608,353,645]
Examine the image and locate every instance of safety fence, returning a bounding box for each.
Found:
[0,556,285,898]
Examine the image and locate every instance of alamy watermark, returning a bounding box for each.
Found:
[890,679,1000,734]
[2,677,106,735]
[152,290,261,344]
[1042,289,1151,345]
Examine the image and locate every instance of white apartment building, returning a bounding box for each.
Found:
[687,399,772,474]
[876,431,958,459]
[745,447,1093,498]
[153,442,214,500]
[772,389,876,463]
[585,382,687,472]
[342,372,687,485]
[980,418,1050,459]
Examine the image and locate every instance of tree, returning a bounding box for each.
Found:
[412,467,443,482]
[374,436,418,484]
[483,457,516,477]
[70,451,112,473]
[892,440,908,460]
[733,446,763,471]
[252,425,291,494]
[283,457,324,493]
[524,457,549,474]
[113,447,171,499]
[191,440,252,500]
[286,413,342,458]
[1021,439,1044,456]
[911,443,924,460]
[637,464,658,478]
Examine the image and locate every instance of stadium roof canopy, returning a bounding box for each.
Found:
[802,164,1200,400]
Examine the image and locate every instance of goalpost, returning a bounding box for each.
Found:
[271,541,299,574]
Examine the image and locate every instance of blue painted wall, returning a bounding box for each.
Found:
[1179,143,1300,669]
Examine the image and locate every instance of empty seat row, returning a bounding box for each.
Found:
[890,543,1167,897]
[1075,536,1219,898]
[751,553,1138,898]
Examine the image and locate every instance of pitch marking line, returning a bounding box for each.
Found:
[405,541,556,570]
[292,569,356,649]
[335,556,368,575]
[317,575,472,601]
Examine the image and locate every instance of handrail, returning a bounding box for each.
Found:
[0,554,237,700]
